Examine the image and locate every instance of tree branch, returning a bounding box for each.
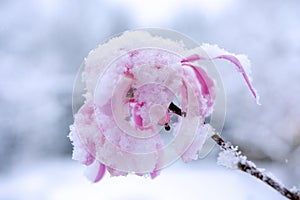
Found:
[211,134,300,200]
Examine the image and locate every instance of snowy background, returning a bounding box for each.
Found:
[1,0,299,199]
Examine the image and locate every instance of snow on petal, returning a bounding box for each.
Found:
[214,54,259,103]
[200,43,260,104]
[133,103,144,129]
[69,125,95,166]
[181,62,215,109]
[181,124,211,163]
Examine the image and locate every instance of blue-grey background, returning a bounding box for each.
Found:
[1,0,299,199]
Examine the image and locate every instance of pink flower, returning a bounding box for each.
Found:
[69,30,258,182]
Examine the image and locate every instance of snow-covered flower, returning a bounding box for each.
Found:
[69,29,258,182]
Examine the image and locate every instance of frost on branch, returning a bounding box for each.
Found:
[217,144,240,169]
[212,134,300,200]
[217,142,257,170]
[291,187,300,196]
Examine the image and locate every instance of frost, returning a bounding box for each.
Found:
[217,147,239,169]
[290,186,300,195]
[263,171,283,186]
[216,142,256,170]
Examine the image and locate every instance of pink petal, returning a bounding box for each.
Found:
[181,62,215,107]
[150,170,161,179]
[214,54,259,103]
[84,161,106,183]
[106,167,128,177]
[200,44,260,104]
[181,54,202,63]
[94,163,106,183]
[133,103,144,129]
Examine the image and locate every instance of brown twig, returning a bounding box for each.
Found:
[211,134,300,200]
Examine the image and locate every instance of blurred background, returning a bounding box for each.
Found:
[0,0,299,199]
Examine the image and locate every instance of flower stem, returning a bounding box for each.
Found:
[211,134,300,200]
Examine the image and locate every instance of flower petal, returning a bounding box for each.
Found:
[84,160,106,183]
[200,43,260,104]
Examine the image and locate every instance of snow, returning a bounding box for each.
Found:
[290,186,300,195]
[217,147,239,169]
[0,159,288,200]
[263,171,284,187]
